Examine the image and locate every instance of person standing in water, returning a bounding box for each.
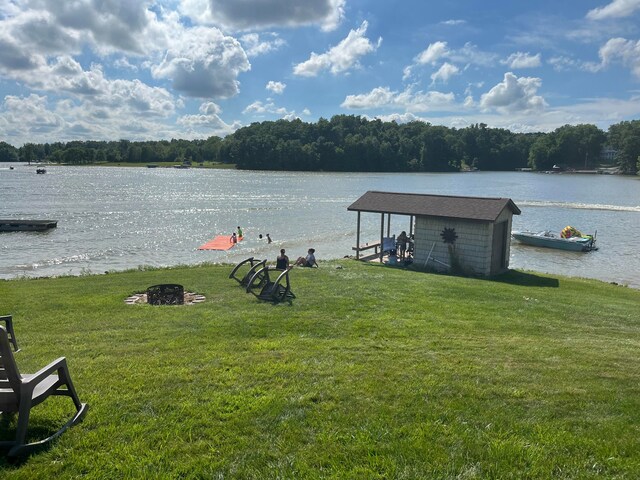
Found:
[266,233,272,244]
[237,226,243,238]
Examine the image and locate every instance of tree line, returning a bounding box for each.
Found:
[2,116,639,174]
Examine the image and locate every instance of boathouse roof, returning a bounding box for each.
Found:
[347,191,521,222]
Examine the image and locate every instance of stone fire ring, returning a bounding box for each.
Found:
[124,291,206,305]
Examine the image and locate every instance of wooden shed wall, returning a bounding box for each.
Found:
[492,207,514,274]
[413,217,494,276]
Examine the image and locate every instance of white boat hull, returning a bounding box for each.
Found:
[512,231,596,252]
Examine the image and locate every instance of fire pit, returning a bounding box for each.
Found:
[124,286,206,306]
[146,284,185,305]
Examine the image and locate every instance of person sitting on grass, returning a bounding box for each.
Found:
[276,249,290,270]
[294,248,318,268]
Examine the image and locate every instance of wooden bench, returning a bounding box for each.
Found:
[352,241,381,258]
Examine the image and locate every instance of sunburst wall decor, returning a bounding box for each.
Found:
[440,227,458,244]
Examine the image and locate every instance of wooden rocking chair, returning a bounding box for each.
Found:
[0,326,88,457]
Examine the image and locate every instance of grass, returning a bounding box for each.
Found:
[1,261,639,478]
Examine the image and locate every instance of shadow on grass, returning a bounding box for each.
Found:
[350,260,560,288]
[490,269,560,288]
[0,417,53,467]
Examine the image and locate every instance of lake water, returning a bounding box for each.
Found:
[1,163,639,288]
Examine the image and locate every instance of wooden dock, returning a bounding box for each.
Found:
[352,241,381,259]
[0,219,58,232]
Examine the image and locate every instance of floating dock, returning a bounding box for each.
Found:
[0,219,58,232]
[198,235,242,251]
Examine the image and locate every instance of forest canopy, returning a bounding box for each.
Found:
[5,116,640,174]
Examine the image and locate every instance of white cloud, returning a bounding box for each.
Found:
[479,72,546,113]
[177,101,240,137]
[0,3,252,100]
[402,65,413,81]
[179,0,345,32]
[6,55,179,117]
[240,33,286,57]
[113,57,138,71]
[0,90,186,146]
[503,52,542,69]
[414,41,495,67]
[400,91,456,112]
[598,37,640,78]
[587,0,640,20]
[415,41,449,65]
[547,55,602,73]
[199,102,222,115]
[266,81,286,94]
[0,94,64,138]
[341,86,396,109]
[448,42,497,67]
[364,94,640,134]
[243,100,292,117]
[430,62,460,84]
[405,41,497,82]
[441,19,466,26]
[548,56,583,72]
[0,2,253,144]
[464,82,484,96]
[341,86,455,112]
[151,27,250,98]
[374,112,423,123]
[8,9,82,55]
[23,0,157,55]
[293,21,381,77]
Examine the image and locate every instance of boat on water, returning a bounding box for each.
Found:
[36,168,46,174]
[512,228,597,252]
[0,219,58,232]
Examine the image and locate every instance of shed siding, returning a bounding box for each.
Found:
[413,217,493,275]
[490,208,514,274]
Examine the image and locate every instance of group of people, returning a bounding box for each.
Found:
[258,233,272,243]
[387,230,413,265]
[276,248,317,270]
[230,226,243,244]
[233,227,275,244]
[230,226,317,269]
[396,231,409,258]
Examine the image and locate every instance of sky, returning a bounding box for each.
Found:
[1,0,640,147]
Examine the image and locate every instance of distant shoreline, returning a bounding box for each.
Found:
[4,162,626,174]
[5,161,236,169]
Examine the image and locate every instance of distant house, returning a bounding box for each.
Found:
[347,191,521,276]
[600,146,617,163]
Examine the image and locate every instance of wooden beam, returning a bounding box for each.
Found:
[356,211,361,260]
[379,213,384,262]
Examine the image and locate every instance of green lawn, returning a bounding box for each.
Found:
[1,261,639,478]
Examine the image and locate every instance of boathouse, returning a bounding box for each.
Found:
[347,191,521,276]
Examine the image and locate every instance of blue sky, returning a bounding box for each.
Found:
[1,0,640,147]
